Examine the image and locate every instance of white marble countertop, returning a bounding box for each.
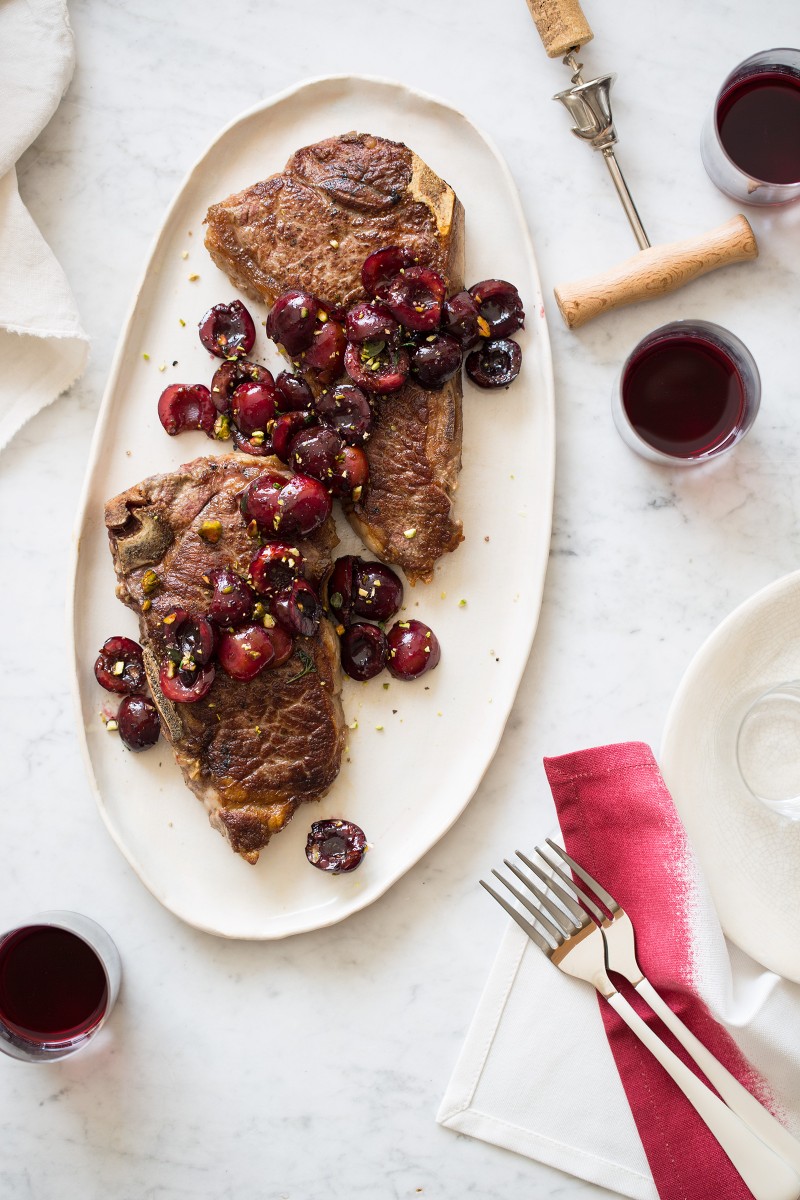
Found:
[2,0,800,1196]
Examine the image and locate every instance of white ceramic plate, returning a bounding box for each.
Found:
[70,76,555,939]
[661,571,800,982]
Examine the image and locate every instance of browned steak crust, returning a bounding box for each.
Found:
[104,454,345,864]
[204,132,465,583]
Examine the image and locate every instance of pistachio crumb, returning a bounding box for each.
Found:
[198,519,223,544]
[179,318,186,327]
[458,598,467,608]
[142,353,150,361]
[375,724,384,732]
[188,273,200,282]
[181,250,189,260]
[106,720,119,733]
[403,527,417,539]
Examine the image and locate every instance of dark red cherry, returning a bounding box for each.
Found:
[465,338,522,389]
[272,579,321,638]
[239,471,288,528]
[387,619,441,680]
[443,290,481,349]
[116,695,161,752]
[211,359,272,414]
[326,555,403,623]
[266,290,319,356]
[272,410,313,462]
[94,636,146,695]
[198,300,256,359]
[340,622,388,681]
[157,384,215,436]
[159,660,215,702]
[230,379,277,436]
[306,819,367,873]
[171,614,215,668]
[468,279,525,338]
[409,333,462,389]
[361,246,415,298]
[289,425,344,483]
[207,567,253,627]
[274,475,333,538]
[275,371,314,412]
[344,341,409,393]
[231,425,272,457]
[345,302,399,345]
[300,319,346,383]
[314,384,373,446]
[216,624,275,681]
[329,445,369,498]
[249,542,304,595]
[266,624,294,668]
[383,267,446,332]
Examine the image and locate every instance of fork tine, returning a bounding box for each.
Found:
[545,838,621,915]
[515,850,589,925]
[501,860,578,937]
[534,846,609,925]
[494,866,565,943]
[479,880,554,956]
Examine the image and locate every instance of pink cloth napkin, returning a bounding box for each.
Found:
[544,742,779,1200]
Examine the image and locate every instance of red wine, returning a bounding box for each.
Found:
[622,334,745,458]
[717,69,800,184]
[0,925,108,1043]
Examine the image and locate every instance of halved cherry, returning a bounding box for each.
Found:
[276,475,333,538]
[383,266,446,332]
[361,246,415,299]
[211,360,272,414]
[230,379,277,436]
[266,290,320,356]
[330,445,369,498]
[289,425,344,482]
[345,302,399,345]
[216,624,275,681]
[314,384,373,446]
[198,300,256,359]
[344,341,409,393]
[207,567,253,627]
[272,411,313,463]
[249,542,304,595]
[157,384,215,436]
[266,624,294,668]
[159,660,215,702]
[275,371,314,413]
[443,290,481,349]
[272,579,322,638]
[300,319,346,384]
[305,819,367,873]
[340,623,389,682]
[326,556,403,623]
[231,426,272,457]
[465,338,522,389]
[468,279,525,338]
[94,636,147,695]
[170,614,216,668]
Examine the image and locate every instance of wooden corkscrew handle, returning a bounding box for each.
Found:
[554,215,759,329]
[524,0,593,57]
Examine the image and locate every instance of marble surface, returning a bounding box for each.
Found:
[2,0,799,1196]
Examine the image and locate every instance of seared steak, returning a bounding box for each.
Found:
[204,132,465,583]
[105,454,345,864]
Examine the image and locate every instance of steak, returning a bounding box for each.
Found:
[104,454,345,864]
[204,131,465,583]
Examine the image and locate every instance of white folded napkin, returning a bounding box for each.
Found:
[0,0,88,451]
[437,745,800,1199]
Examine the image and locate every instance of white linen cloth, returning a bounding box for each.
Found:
[437,857,800,1199]
[0,0,88,451]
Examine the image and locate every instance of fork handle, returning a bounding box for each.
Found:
[635,978,800,1174]
[607,992,800,1200]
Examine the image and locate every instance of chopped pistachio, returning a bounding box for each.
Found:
[348,719,359,731]
[458,598,467,608]
[106,719,119,733]
[181,251,189,260]
[199,519,223,544]
[142,568,160,595]
[477,315,491,338]
[163,612,178,625]
[142,598,152,612]
[179,318,186,327]
[213,414,231,441]
[142,352,150,361]
[329,239,339,249]
[112,661,125,676]
[188,273,200,282]
[375,724,384,732]
[262,613,276,629]
[403,527,417,539]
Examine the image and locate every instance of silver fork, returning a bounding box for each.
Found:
[482,854,800,1200]
[536,839,800,1177]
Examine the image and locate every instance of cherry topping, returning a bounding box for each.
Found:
[305,819,367,873]
[231,426,272,457]
[240,472,286,528]
[157,384,215,437]
[465,338,522,389]
[387,619,441,680]
[279,474,334,538]
[198,300,256,359]
[116,695,161,752]
[340,622,388,681]
[383,266,446,332]
[159,660,215,703]
[299,319,346,383]
[216,624,275,681]
[211,360,272,414]
[266,624,294,668]
[275,371,314,412]
[344,341,409,393]
[409,333,462,389]
[94,636,147,695]
[314,384,373,446]
[327,556,404,623]
[443,290,481,349]
[272,410,313,463]
[329,445,369,498]
[345,302,399,345]
[469,279,525,338]
[166,613,216,674]
[230,379,277,436]
[289,425,344,483]
[207,568,253,627]
[361,246,415,298]
[272,578,322,638]
[249,543,304,595]
[266,290,319,356]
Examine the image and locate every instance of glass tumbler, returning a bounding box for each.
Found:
[736,683,800,819]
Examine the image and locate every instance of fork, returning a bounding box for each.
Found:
[482,854,800,1200]
[536,839,800,1177]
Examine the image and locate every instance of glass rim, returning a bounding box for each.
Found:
[712,47,800,187]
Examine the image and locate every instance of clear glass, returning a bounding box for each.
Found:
[701,48,800,206]
[736,683,800,819]
[611,320,760,465]
[0,912,121,1063]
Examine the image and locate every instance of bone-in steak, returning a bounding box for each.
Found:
[204,132,465,583]
[105,454,344,864]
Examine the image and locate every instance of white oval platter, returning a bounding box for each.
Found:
[69,76,555,939]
